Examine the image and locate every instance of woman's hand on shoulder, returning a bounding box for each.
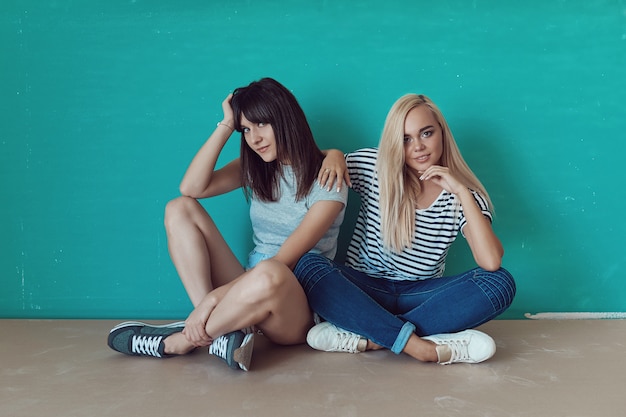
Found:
[319,149,351,191]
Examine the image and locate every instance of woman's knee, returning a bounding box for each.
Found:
[474,267,516,311]
[164,196,200,230]
[296,252,324,268]
[244,260,293,302]
[293,253,333,284]
[495,267,516,302]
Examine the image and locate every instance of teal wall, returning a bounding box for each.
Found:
[2,1,625,319]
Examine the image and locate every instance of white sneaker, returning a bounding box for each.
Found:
[307,322,367,353]
[422,329,496,365]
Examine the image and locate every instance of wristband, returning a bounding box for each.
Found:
[216,121,234,131]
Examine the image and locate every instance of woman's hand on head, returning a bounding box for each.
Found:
[220,93,235,129]
[319,149,351,192]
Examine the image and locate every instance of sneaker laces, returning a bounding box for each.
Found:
[331,329,362,353]
[131,335,163,358]
[444,338,471,363]
[209,335,228,359]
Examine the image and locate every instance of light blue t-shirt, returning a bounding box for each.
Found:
[248,166,347,266]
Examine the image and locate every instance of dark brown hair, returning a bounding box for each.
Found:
[231,78,324,202]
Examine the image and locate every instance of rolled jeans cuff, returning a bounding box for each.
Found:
[391,321,415,354]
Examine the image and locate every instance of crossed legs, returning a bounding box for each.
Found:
[294,253,515,363]
[163,196,312,355]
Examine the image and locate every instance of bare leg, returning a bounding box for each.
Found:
[164,196,244,305]
[162,196,245,354]
[401,335,439,362]
[365,335,438,362]
[204,260,313,345]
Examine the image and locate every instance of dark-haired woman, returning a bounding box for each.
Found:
[107,78,347,371]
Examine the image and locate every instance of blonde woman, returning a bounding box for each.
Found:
[294,94,515,364]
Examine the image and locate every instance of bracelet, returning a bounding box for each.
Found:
[216,121,234,131]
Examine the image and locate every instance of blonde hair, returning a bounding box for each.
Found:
[376,94,492,253]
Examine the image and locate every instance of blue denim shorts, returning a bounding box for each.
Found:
[246,250,271,270]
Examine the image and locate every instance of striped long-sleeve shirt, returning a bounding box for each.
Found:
[345,147,492,281]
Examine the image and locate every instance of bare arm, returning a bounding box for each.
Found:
[420,166,503,271]
[273,200,346,270]
[456,188,504,271]
[179,94,242,198]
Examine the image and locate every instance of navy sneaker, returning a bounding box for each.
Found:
[208,330,255,371]
[107,321,185,358]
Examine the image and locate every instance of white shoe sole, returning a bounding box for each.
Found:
[109,321,186,333]
[233,333,255,371]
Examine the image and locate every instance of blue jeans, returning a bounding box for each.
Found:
[294,253,516,354]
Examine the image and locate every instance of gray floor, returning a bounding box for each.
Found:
[1,319,624,416]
